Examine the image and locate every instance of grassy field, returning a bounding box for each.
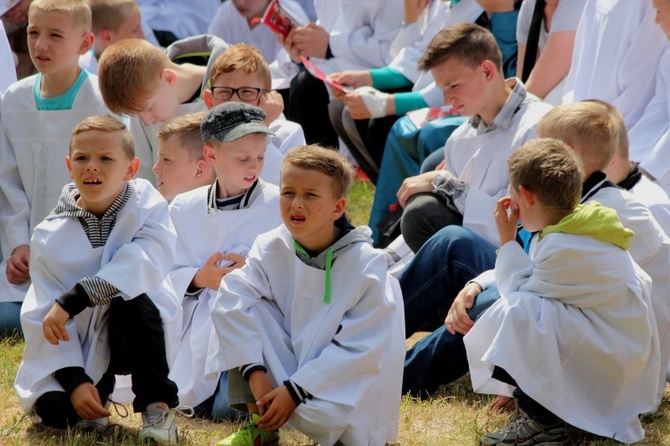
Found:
[2,180,670,445]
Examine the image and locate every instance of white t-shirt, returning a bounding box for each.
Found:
[516,0,585,53]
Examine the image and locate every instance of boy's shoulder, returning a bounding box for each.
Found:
[1,75,39,107]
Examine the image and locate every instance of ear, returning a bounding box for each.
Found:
[203,89,215,110]
[517,185,535,208]
[100,29,113,46]
[481,60,496,81]
[331,196,346,221]
[65,156,74,179]
[194,158,209,178]
[78,32,95,55]
[161,69,177,87]
[124,157,141,181]
[203,144,217,164]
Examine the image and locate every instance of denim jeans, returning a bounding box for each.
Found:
[398,226,499,398]
[0,301,22,338]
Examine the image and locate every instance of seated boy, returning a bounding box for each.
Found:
[465,138,660,444]
[395,22,552,253]
[79,0,145,74]
[13,115,186,443]
[205,145,405,446]
[97,34,229,181]
[152,111,215,201]
[203,43,306,184]
[0,0,113,337]
[167,102,284,417]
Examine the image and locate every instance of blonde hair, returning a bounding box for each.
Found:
[419,22,502,72]
[157,112,206,162]
[538,101,621,174]
[508,138,583,213]
[30,0,92,31]
[209,44,271,90]
[98,39,169,115]
[70,115,135,158]
[88,0,138,35]
[282,145,354,198]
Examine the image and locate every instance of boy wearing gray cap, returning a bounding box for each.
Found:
[166,102,284,420]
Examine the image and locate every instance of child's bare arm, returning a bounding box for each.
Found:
[192,252,246,290]
[494,196,518,246]
[256,386,297,431]
[70,382,111,420]
[42,302,71,345]
[248,370,276,416]
[6,244,30,284]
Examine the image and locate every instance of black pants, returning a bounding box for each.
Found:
[34,294,178,427]
[286,69,339,149]
[492,366,558,425]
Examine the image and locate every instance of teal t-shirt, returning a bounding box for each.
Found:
[34,69,89,111]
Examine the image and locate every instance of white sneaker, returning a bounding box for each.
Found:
[139,402,194,444]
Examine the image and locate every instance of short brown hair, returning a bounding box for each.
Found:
[70,115,135,158]
[88,0,138,35]
[508,138,583,213]
[538,101,621,174]
[98,39,169,115]
[157,112,206,162]
[30,0,92,31]
[418,22,502,72]
[282,145,354,198]
[209,44,271,90]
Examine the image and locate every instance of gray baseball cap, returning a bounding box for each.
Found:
[201,102,275,143]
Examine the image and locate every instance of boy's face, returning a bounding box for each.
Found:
[204,69,265,110]
[233,0,270,20]
[280,165,346,252]
[653,0,670,40]
[66,130,139,216]
[508,184,544,233]
[203,132,266,198]
[27,8,93,77]
[153,136,207,200]
[137,70,180,126]
[431,57,491,118]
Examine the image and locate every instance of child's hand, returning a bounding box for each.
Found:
[192,252,227,290]
[70,382,111,420]
[248,370,276,416]
[342,91,372,120]
[276,27,302,64]
[6,244,30,284]
[43,303,71,345]
[293,23,329,59]
[329,71,373,100]
[445,281,482,335]
[256,385,297,431]
[397,170,440,207]
[494,196,518,246]
[220,253,246,275]
[258,90,284,125]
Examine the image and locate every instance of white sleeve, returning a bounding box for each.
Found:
[516,0,535,45]
[550,0,586,34]
[167,197,200,301]
[494,241,534,295]
[0,108,30,252]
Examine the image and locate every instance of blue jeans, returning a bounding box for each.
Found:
[0,302,22,338]
[398,226,499,397]
[368,116,465,245]
[403,287,500,398]
[193,371,246,422]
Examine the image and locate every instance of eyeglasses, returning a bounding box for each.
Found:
[210,86,267,102]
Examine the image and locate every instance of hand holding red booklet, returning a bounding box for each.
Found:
[252,0,308,38]
[300,57,353,93]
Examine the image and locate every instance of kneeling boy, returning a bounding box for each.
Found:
[205,145,406,446]
[14,116,186,444]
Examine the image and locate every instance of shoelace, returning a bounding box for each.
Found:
[145,405,195,428]
[500,409,531,433]
[108,399,130,419]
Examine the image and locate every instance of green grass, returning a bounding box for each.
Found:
[3,180,670,445]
